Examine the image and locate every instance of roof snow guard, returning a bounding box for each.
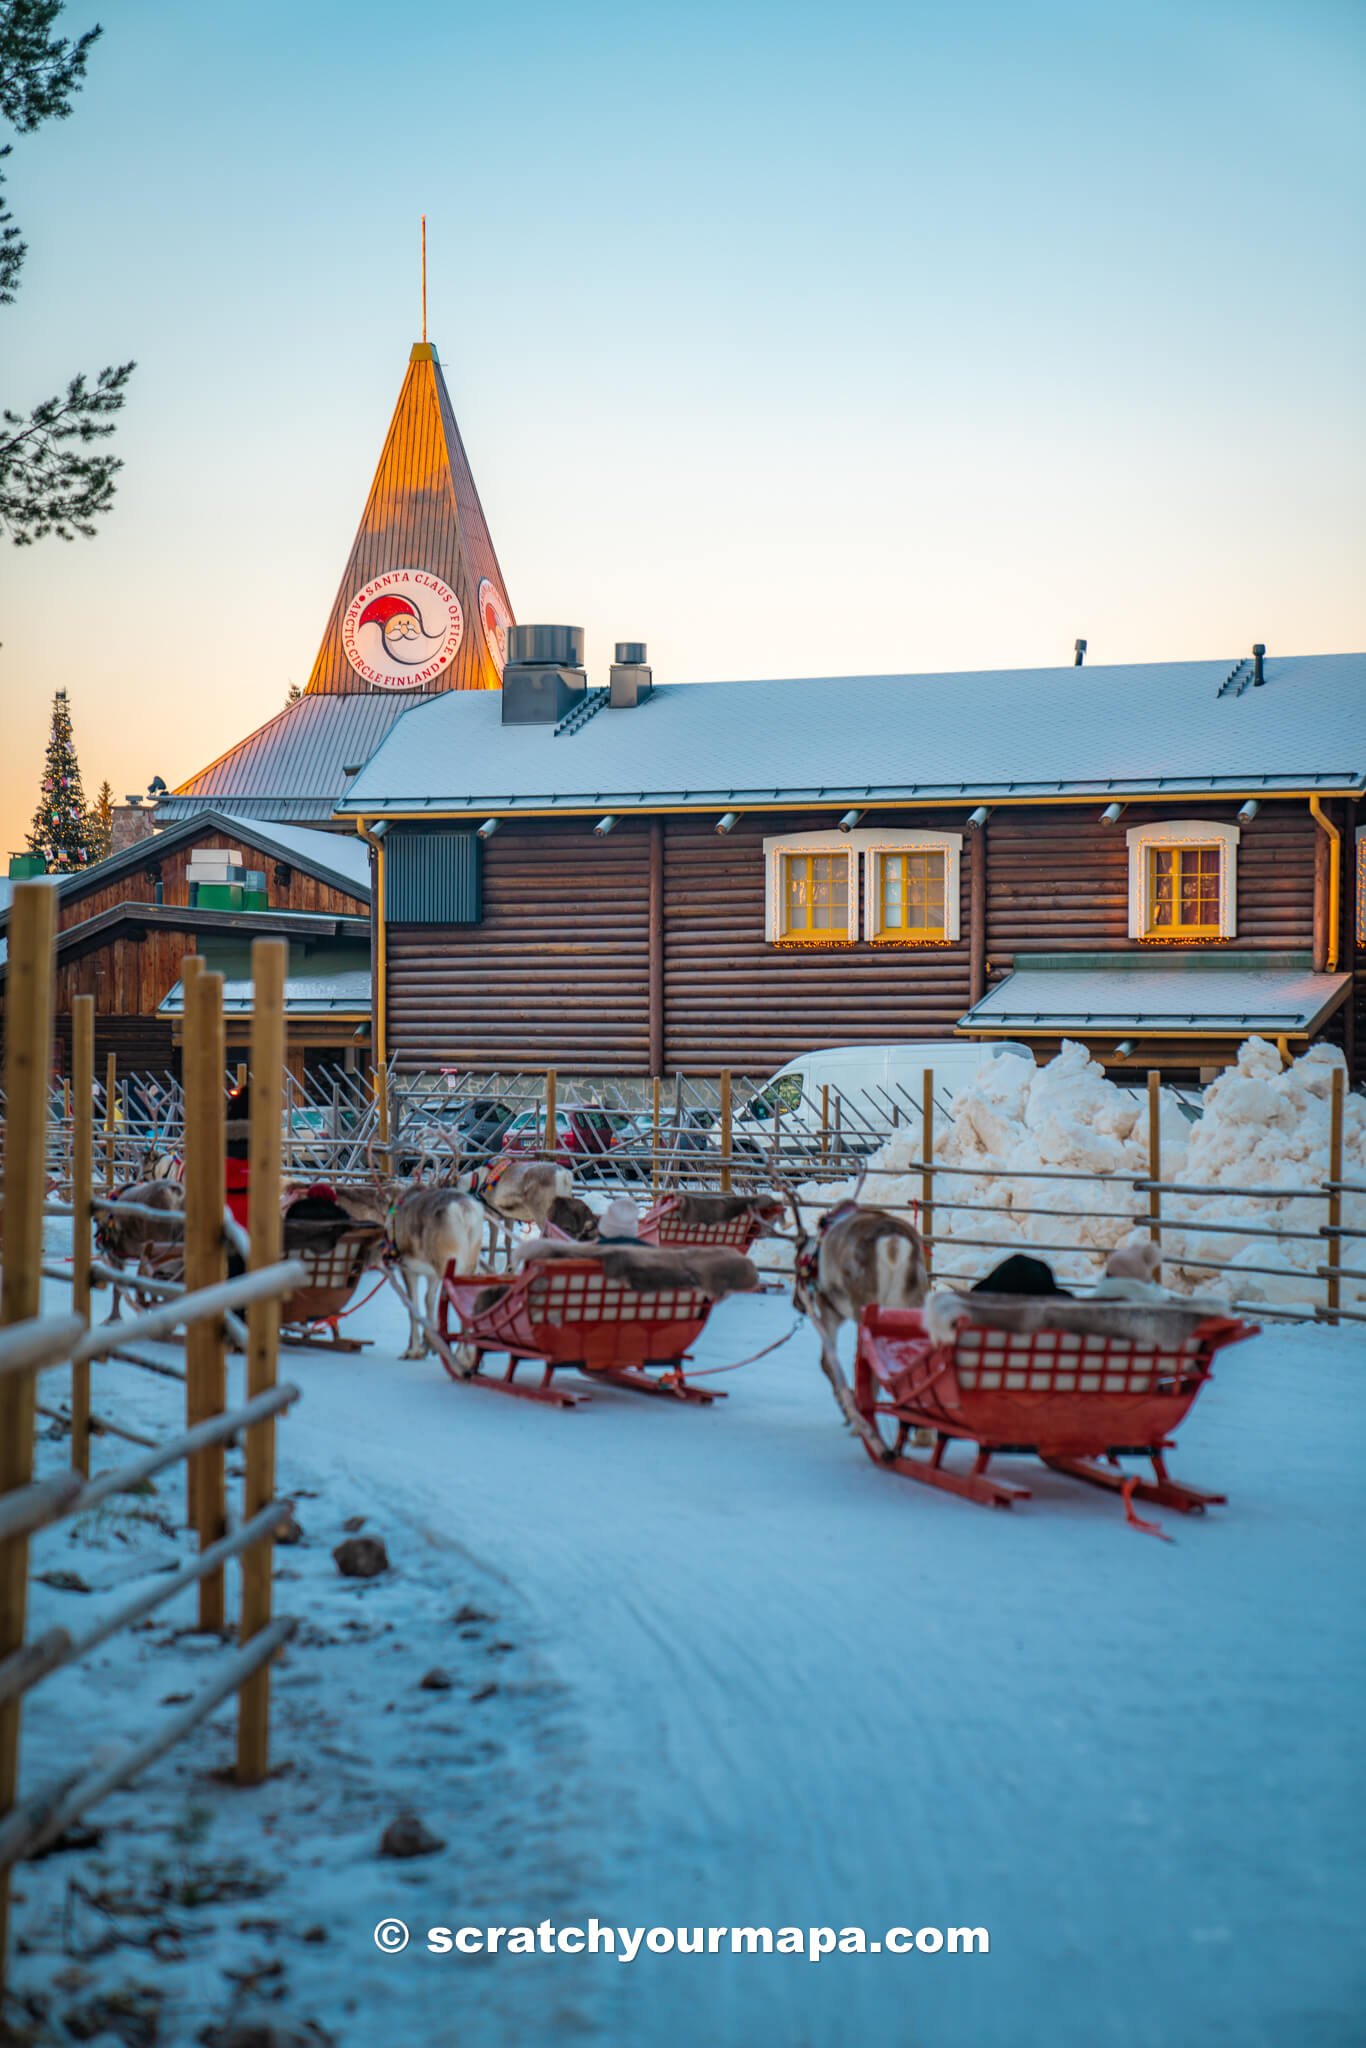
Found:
[337,651,1366,816]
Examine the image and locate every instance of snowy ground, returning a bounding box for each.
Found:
[8,1239,1365,2048]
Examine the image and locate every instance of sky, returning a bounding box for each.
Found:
[1,0,1363,853]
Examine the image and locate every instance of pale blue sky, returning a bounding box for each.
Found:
[1,0,1362,846]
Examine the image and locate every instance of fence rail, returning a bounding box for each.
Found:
[0,887,301,1989]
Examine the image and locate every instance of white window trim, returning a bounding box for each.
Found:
[763,831,859,945]
[864,830,963,943]
[1125,819,1239,939]
[762,828,963,946]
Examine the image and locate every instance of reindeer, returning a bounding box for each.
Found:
[334,1178,484,1360]
[94,1180,186,1323]
[460,1158,576,1267]
[784,1179,929,1448]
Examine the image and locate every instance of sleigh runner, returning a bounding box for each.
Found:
[854,1298,1257,1527]
[435,1255,727,1405]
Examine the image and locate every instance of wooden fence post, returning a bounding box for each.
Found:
[184,970,227,1626]
[238,938,286,1785]
[70,996,94,1477]
[821,1083,830,1169]
[0,883,56,1980]
[1147,1069,1163,1283]
[719,1070,732,1192]
[921,1070,935,1277]
[1325,1065,1344,1325]
[103,1049,118,1191]
[544,1068,557,1154]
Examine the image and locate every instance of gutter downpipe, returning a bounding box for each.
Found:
[355,818,388,1099]
[1309,797,1341,972]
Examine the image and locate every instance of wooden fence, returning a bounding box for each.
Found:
[14,1043,1363,1326]
[0,885,307,1988]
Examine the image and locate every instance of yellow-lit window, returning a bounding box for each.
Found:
[878,850,947,938]
[782,852,848,940]
[1147,845,1221,936]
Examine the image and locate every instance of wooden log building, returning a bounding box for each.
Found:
[0,812,370,1078]
[337,639,1365,1082]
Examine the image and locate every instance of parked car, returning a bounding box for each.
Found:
[500,1105,642,1173]
[733,1041,1034,1161]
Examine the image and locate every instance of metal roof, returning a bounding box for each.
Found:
[0,811,370,922]
[159,969,372,1017]
[215,814,370,895]
[163,694,418,822]
[958,952,1352,1036]
[336,651,1366,815]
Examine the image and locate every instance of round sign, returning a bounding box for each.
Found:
[341,569,463,689]
[477,577,512,676]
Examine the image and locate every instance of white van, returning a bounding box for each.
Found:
[733,1041,1033,1161]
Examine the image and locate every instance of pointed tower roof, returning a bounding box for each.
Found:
[306,342,513,696]
[167,341,513,822]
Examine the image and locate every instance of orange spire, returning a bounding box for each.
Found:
[304,343,513,695]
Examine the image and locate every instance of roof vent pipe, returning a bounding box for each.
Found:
[967,805,991,829]
[476,818,501,838]
[715,812,739,835]
[1237,799,1260,824]
[837,809,864,832]
[1100,802,1125,825]
[609,642,652,709]
[594,815,617,836]
[1252,642,1266,686]
[1074,638,1087,666]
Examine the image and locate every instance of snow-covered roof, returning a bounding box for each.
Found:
[0,873,62,915]
[959,952,1351,1037]
[215,814,371,896]
[160,693,418,823]
[336,651,1366,816]
[159,969,372,1016]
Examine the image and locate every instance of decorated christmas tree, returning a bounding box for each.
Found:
[26,689,95,871]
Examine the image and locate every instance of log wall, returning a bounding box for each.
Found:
[387,825,651,1071]
[985,800,1317,978]
[59,835,366,931]
[383,799,1332,1078]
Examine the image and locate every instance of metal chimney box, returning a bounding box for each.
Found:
[501,623,588,725]
[609,641,652,708]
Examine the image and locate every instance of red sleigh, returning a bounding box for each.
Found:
[436,1256,725,1406]
[854,1301,1257,1527]
[634,1196,770,1253]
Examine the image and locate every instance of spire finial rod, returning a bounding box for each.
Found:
[420,215,427,344]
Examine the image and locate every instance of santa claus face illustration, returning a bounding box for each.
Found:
[477,578,512,677]
[341,569,463,688]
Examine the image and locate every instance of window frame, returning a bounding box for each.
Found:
[1125,818,1239,941]
[865,832,962,944]
[763,832,859,947]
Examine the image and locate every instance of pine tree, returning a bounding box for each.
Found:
[26,685,93,869]
[87,775,113,860]
[1,4,135,546]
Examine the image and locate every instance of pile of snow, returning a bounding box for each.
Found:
[755,1038,1364,1312]
[1163,1039,1365,1308]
